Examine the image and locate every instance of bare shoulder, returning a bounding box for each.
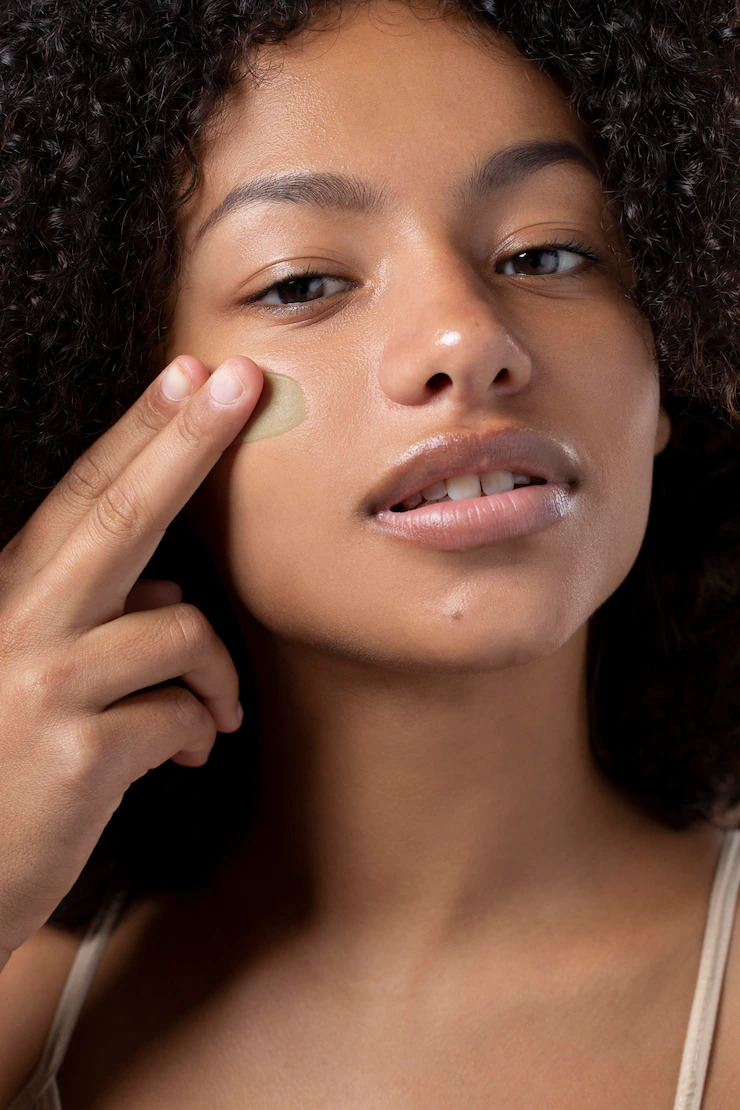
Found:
[0,895,162,1108]
[0,921,85,1106]
[701,837,740,1108]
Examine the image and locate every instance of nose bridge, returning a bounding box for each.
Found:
[376,239,533,406]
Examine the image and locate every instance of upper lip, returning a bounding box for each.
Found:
[366,426,581,513]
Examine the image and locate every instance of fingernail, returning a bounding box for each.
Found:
[236,700,244,725]
[161,360,194,401]
[210,358,248,405]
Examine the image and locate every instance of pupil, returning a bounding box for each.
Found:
[282,277,320,303]
[517,249,558,275]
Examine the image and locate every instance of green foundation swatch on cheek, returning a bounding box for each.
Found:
[236,370,307,442]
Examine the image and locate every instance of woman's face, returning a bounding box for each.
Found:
[164,0,670,672]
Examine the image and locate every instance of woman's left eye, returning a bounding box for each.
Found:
[242,240,603,314]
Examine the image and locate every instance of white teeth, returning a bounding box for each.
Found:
[399,470,536,510]
[480,469,516,495]
[446,474,482,501]
[419,480,448,502]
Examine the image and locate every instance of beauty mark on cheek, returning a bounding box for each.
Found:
[236,370,307,442]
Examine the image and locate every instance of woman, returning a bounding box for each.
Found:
[0,0,738,1105]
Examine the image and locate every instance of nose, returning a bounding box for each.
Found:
[375,251,533,410]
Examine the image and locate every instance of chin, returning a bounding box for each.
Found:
[334,604,586,675]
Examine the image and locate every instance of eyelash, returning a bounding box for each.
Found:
[241,238,604,315]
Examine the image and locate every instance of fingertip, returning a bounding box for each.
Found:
[233,355,260,370]
[172,749,209,768]
[173,356,211,393]
[200,356,264,390]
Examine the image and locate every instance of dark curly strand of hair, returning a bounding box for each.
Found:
[0,0,738,931]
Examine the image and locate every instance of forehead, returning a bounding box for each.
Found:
[181,0,600,237]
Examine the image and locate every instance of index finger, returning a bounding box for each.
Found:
[35,356,264,631]
[2,356,211,585]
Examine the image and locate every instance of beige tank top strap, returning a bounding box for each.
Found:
[672,828,740,1110]
[6,887,129,1110]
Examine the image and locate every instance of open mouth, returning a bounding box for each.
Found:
[389,472,548,512]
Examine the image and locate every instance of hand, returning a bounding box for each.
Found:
[0,354,263,958]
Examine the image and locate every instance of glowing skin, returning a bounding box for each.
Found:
[237,369,307,441]
[151,4,727,1088]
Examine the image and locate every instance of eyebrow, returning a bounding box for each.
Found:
[191,138,602,248]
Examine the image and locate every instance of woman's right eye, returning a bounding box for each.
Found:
[242,267,352,313]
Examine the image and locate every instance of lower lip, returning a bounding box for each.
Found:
[371,483,576,551]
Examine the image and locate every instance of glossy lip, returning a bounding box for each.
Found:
[364,427,582,515]
[371,481,577,551]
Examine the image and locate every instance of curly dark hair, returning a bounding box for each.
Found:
[0,0,738,932]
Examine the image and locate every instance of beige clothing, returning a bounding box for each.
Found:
[8,828,740,1109]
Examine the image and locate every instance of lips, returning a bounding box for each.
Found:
[364,427,581,515]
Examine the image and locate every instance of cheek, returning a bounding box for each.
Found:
[183,298,662,667]
[188,430,358,639]
[562,306,661,601]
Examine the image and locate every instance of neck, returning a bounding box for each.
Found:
[217,614,712,969]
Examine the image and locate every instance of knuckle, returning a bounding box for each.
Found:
[51,717,101,787]
[135,390,167,435]
[166,602,213,654]
[175,403,204,450]
[8,707,102,797]
[17,653,78,715]
[93,479,142,538]
[64,452,109,508]
[0,590,63,666]
[167,685,212,734]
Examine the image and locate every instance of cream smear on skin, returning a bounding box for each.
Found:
[236,369,307,441]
